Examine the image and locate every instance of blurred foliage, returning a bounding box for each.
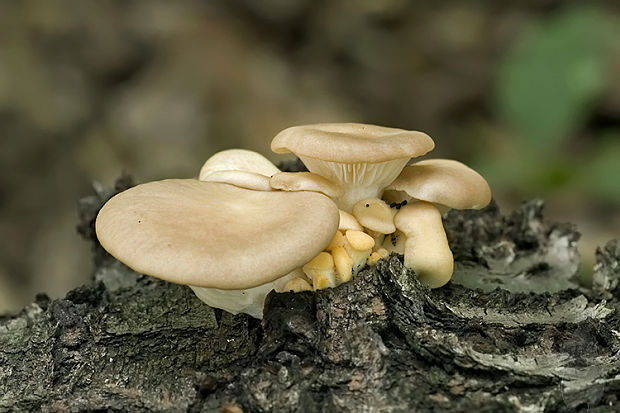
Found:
[490,5,620,202]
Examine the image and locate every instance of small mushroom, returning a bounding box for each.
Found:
[352,197,396,234]
[303,252,337,290]
[386,159,492,288]
[367,248,389,266]
[271,123,434,212]
[344,230,375,272]
[96,179,339,318]
[270,171,344,198]
[394,201,454,288]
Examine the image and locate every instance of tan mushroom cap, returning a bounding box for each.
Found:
[96,179,339,289]
[386,159,491,210]
[271,123,435,163]
[270,172,344,198]
[199,149,279,181]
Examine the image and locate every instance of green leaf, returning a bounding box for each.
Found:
[496,6,614,150]
[575,135,620,202]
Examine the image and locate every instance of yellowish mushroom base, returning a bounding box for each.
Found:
[283,229,389,292]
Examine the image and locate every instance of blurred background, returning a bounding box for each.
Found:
[1,1,619,314]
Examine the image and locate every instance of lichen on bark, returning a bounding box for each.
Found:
[1,177,619,412]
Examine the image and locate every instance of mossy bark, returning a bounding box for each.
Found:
[1,178,619,412]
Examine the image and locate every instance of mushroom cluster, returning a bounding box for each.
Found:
[96,123,491,318]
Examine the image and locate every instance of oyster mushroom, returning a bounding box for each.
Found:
[95,179,339,318]
[271,123,434,212]
[385,159,492,288]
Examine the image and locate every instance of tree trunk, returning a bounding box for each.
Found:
[1,177,619,412]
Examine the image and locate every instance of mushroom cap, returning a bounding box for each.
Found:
[270,171,344,198]
[96,179,339,289]
[271,123,435,163]
[352,197,396,234]
[385,159,491,210]
[199,149,279,181]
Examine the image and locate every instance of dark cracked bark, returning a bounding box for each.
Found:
[1,178,619,413]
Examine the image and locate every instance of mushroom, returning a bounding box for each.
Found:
[352,197,396,234]
[271,123,434,212]
[385,159,492,288]
[96,179,339,318]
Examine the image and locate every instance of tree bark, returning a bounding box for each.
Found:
[1,178,619,412]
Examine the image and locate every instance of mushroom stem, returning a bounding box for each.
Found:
[394,201,454,288]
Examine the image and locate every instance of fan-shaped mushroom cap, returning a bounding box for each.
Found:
[271,123,434,163]
[270,171,344,198]
[271,123,435,212]
[385,159,491,210]
[96,179,339,289]
[203,170,272,191]
[199,149,279,181]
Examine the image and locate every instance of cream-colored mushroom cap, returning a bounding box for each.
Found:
[199,149,279,181]
[386,159,491,210]
[271,123,434,163]
[352,198,396,234]
[96,179,339,289]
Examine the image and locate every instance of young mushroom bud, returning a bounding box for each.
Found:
[394,202,454,288]
[271,123,434,212]
[352,198,396,234]
[303,252,337,290]
[344,230,375,272]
